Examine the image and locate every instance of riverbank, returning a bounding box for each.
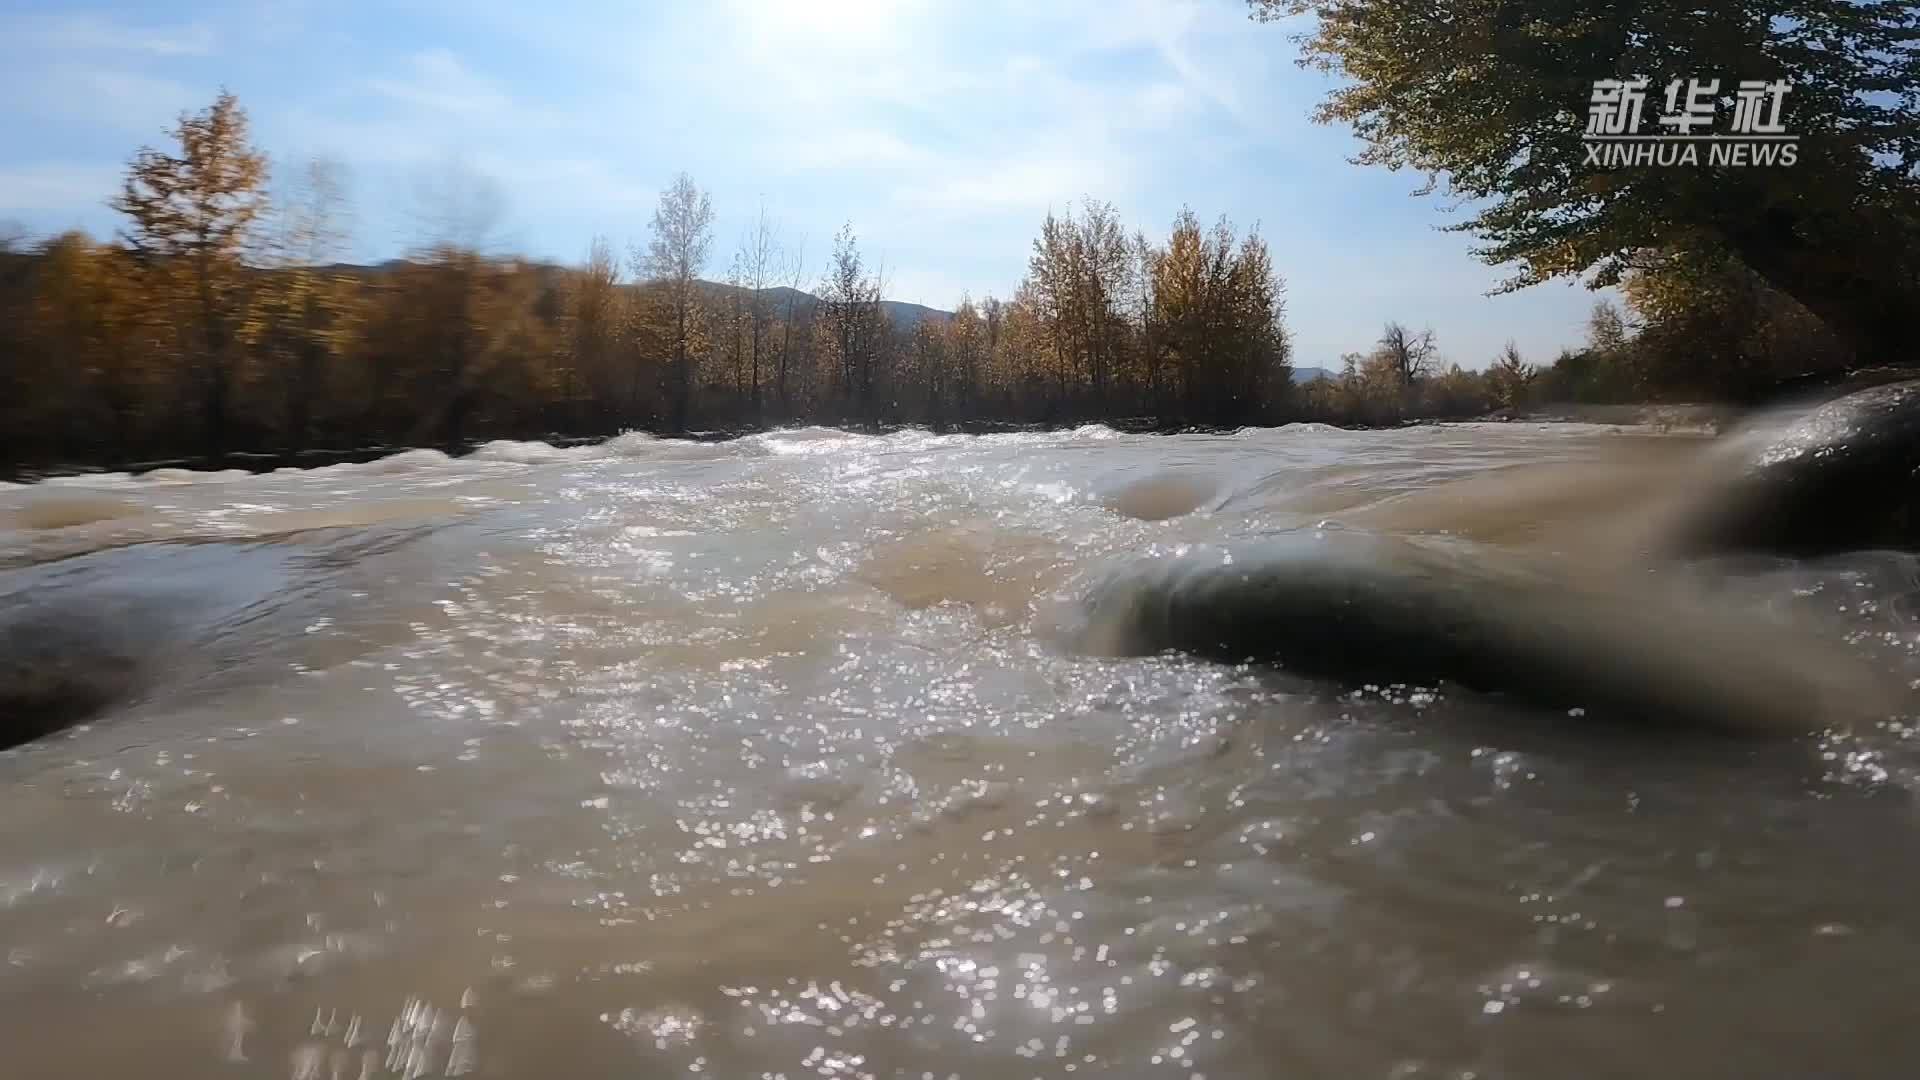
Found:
[0,408,1734,484]
[1477,402,1733,432]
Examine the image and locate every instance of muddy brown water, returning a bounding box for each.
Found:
[2,424,1919,1079]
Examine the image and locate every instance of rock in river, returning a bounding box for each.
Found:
[1673,379,1920,557]
[1070,528,1890,735]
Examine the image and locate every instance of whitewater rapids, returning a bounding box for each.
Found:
[2,423,1918,1079]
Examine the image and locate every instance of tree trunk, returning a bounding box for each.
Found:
[672,297,691,433]
[289,347,315,450]
[1712,181,1915,366]
[1729,218,1907,366]
[777,299,796,418]
[197,264,230,460]
[750,314,762,422]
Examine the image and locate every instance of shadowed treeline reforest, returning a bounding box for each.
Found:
[1,32,1906,470]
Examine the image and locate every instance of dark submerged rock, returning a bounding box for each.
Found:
[1073,530,1887,735]
[0,539,324,751]
[1675,380,1920,557]
[0,605,150,749]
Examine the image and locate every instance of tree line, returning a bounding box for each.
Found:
[1301,272,1850,427]
[0,88,1859,470]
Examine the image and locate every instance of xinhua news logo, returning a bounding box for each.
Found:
[1583,78,1797,167]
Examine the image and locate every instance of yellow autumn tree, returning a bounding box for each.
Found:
[110,88,269,458]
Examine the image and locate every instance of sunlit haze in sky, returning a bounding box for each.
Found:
[0,0,1617,369]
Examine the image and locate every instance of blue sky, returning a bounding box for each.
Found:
[0,0,1614,369]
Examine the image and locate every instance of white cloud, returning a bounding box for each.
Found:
[773,130,937,173]
[0,63,199,135]
[4,13,216,57]
[367,49,517,118]
[722,0,942,109]
[0,163,118,213]
[899,153,1130,212]
[657,0,1229,241]
[278,50,576,170]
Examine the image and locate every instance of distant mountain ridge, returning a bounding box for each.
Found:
[322,259,960,330]
[324,261,1332,350]
[318,259,952,330]
[693,281,951,330]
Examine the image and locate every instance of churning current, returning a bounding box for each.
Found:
[3,423,1919,1079]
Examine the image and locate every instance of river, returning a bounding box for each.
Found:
[2,423,1918,1079]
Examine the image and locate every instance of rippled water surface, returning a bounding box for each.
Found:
[4,424,1920,1079]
